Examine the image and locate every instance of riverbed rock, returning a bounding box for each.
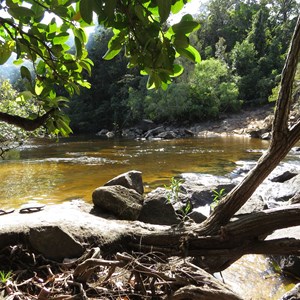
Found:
[0,201,140,261]
[289,192,300,205]
[29,226,84,260]
[144,126,165,139]
[280,283,300,300]
[270,171,298,183]
[138,188,180,225]
[104,170,144,195]
[136,119,157,132]
[275,255,300,279]
[157,130,177,139]
[92,185,143,220]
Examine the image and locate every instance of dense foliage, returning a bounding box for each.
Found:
[0,0,199,135]
[67,0,299,133]
[0,78,44,157]
[0,0,299,134]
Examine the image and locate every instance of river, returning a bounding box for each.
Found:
[0,135,270,208]
[0,135,299,299]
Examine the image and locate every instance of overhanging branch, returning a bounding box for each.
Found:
[0,109,55,131]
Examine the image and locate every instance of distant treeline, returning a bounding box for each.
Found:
[67,0,299,133]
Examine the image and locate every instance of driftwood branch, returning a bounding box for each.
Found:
[126,205,300,271]
[0,109,55,131]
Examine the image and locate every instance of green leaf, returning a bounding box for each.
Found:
[35,81,44,96]
[157,0,171,23]
[171,0,186,14]
[79,60,92,76]
[20,66,32,82]
[79,0,94,24]
[177,45,201,63]
[17,91,33,101]
[172,64,184,77]
[31,2,45,22]
[75,36,83,58]
[103,0,117,20]
[8,6,35,19]
[53,32,70,45]
[36,60,46,75]
[134,5,149,25]
[102,48,121,60]
[173,33,189,49]
[172,18,200,35]
[0,41,14,65]
[108,33,125,51]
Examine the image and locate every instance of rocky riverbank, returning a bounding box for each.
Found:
[97,105,279,140]
[1,157,300,299]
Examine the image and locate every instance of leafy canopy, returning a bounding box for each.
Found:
[0,0,200,135]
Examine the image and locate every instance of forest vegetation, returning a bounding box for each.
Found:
[67,0,300,133]
[0,0,299,137]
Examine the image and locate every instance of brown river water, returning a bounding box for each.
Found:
[0,135,299,299]
[0,135,270,208]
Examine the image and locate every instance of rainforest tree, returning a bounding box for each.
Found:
[0,0,200,135]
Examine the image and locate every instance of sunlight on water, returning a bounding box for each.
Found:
[0,135,274,208]
[222,255,296,300]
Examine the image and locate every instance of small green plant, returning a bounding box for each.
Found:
[182,200,192,217]
[0,270,12,284]
[165,177,192,217]
[211,188,227,210]
[165,177,184,203]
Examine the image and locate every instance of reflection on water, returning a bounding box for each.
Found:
[0,135,269,208]
[222,255,296,300]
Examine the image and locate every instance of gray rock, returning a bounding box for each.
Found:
[29,226,84,261]
[136,119,157,132]
[104,170,144,195]
[96,129,109,136]
[138,188,180,225]
[144,126,164,139]
[261,132,271,140]
[271,171,297,183]
[187,210,207,223]
[106,131,115,138]
[93,185,143,220]
[289,192,300,205]
[236,194,266,215]
[280,283,300,300]
[260,174,300,205]
[157,131,177,139]
[276,255,300,278]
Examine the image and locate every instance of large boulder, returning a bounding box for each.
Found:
[29,226,84,260]
[93,185,143,220]
[138,188,180,225]
[104,170,144,195]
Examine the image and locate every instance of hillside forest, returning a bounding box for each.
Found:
[0,0,299,138]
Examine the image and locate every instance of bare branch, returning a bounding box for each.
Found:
[0,109,55,131]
